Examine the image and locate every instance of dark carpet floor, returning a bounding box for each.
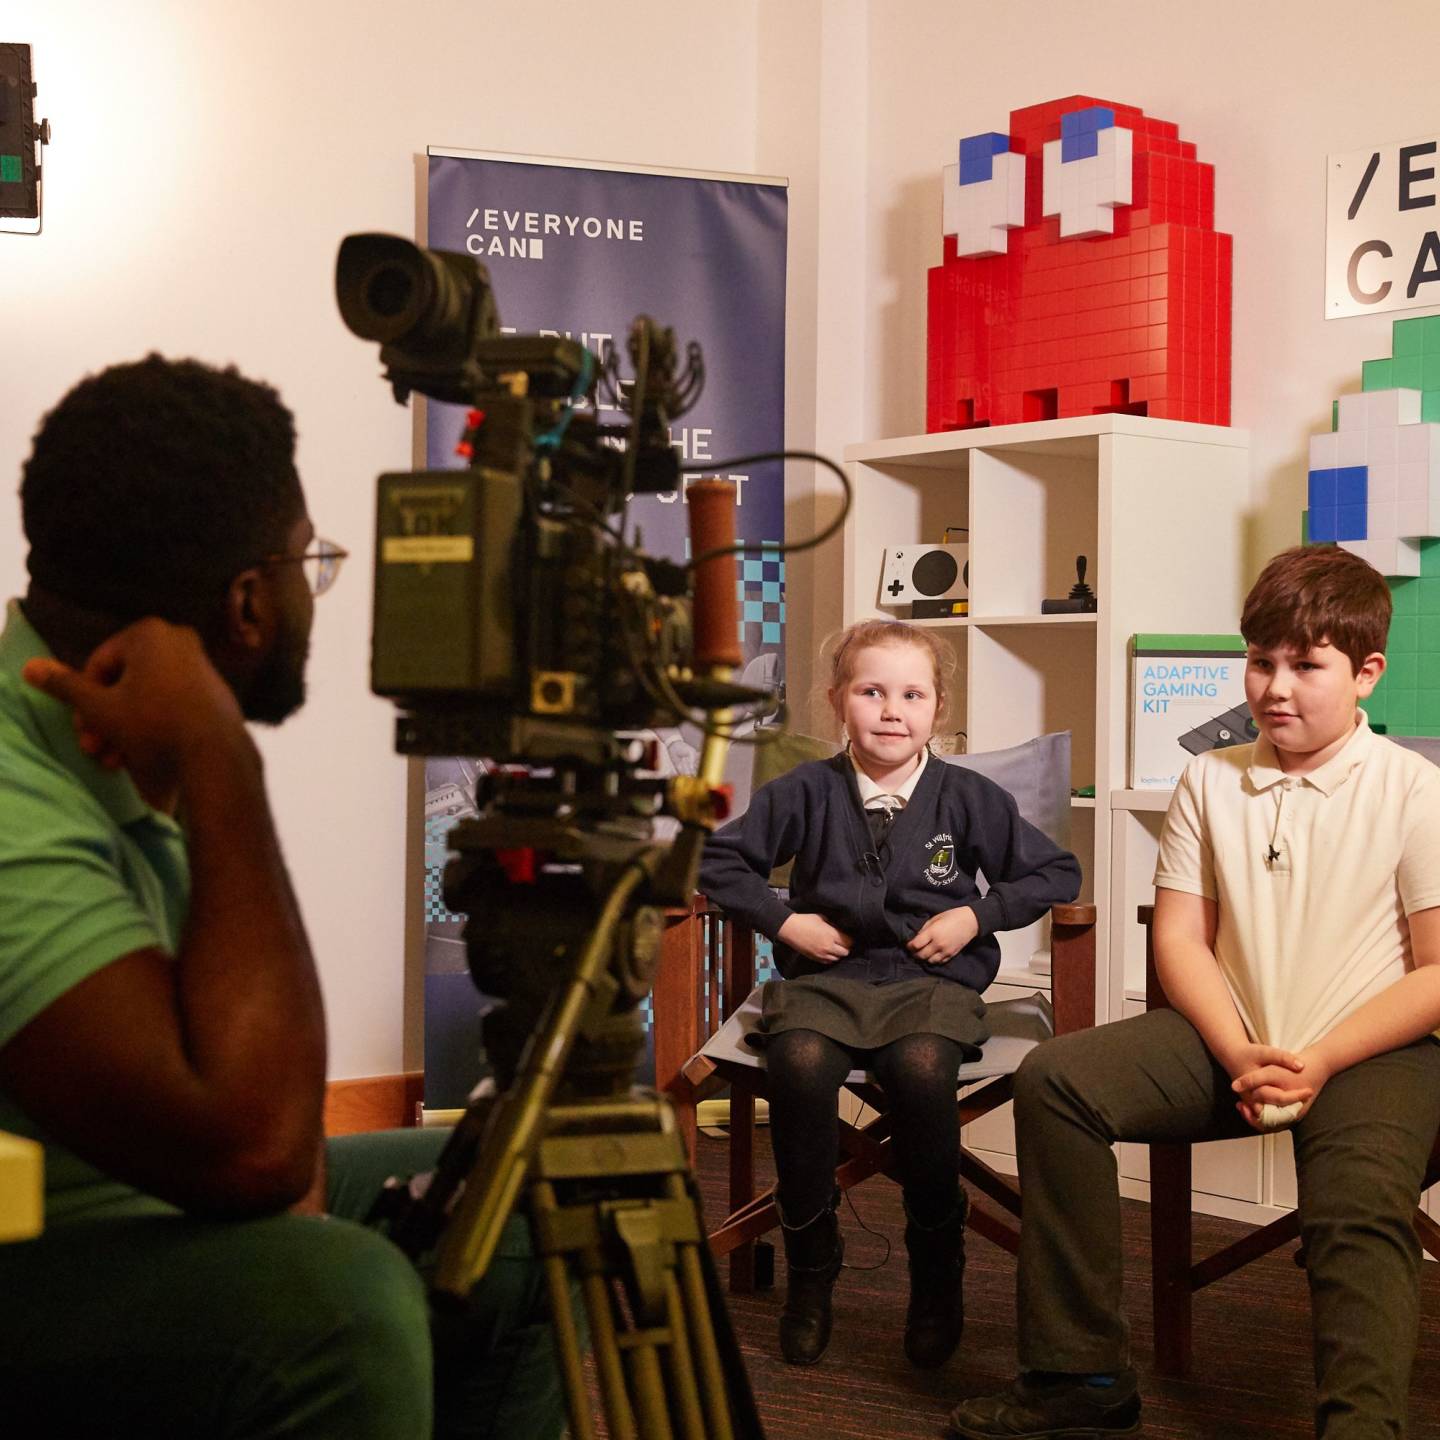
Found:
[690,1130,1440,1439]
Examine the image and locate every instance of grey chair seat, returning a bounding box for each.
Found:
[699,983,1055,1085]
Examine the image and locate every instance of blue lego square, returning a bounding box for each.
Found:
[762,580,781,602]
[742,558,765,581]
[958,131,1009,186]
[1061,131,1099,164]
[960,132,1008,160]
[1308,468,1337,509]
[735,579,746,600]
[762,622,782,643]
[959,152,993,185]
[1062,106,1115,139]
[1336,505,1368,541]
[744,599,764,621]
[1309,507,1338,542]
[1336,465,1368,509]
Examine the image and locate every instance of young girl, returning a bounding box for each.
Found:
[700,620,1080,1368]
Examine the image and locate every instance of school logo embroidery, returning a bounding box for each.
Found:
[924,832,959,887]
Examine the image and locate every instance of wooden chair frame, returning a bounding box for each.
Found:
[1139,903,1440,1376]
[677,900,1097,1292]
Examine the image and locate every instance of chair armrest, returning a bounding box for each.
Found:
[1137,903,1170,1011]
[1049,902,1097,1035]
[693,892,758,1024]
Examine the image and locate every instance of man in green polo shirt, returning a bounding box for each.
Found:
[0,355,563,1438]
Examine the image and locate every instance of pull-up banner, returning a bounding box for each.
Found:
[420,150,788,1109]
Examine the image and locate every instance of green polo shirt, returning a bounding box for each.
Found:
[0,601,190,1223]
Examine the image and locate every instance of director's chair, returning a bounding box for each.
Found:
[681,899,1097,1291]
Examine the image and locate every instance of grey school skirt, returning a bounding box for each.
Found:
[748,973,989,1058]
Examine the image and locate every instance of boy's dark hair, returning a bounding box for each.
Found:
[1240,544,1392,672]
[21,354,304,626]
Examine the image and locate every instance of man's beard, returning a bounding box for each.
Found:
[242,613,310,725]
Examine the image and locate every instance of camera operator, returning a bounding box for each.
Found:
[0,355,565,1438]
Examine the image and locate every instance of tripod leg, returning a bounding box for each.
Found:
[664,1272,708,1440]
[541,1246,595,1440]
[667,1176,736,1440]
[536,1177,636,1440]
[583,1270,639,1440]
[625,1340,675,1440]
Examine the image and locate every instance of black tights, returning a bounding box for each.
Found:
[765,1028,965,1227]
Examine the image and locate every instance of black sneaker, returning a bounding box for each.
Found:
[948,1370,1141,1438]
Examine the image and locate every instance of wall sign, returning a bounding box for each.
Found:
[1327,133,1440,318]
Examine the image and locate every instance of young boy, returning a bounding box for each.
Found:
[950,545,1440,1439]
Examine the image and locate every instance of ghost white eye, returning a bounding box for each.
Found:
[943,130,1026,258]
[1042,106,1134,238]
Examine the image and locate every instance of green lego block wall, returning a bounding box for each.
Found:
[1353,317,1440,734]
[1363,542,1440,735]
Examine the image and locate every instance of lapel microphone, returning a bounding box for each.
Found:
[1265,844,1281,864]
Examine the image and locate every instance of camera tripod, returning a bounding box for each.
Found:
[371,752,763,1440]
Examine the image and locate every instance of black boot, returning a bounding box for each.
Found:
[904,1190,967,1369]
[778,1199,844,1365]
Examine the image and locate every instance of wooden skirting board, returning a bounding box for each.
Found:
[323,1072,425,1136]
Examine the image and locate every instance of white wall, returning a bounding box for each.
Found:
[859,0,1440,581]
[13,0,1419,1079]
[0,0,764,1079]
[755,0,869,729]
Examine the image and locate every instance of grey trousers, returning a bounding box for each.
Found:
[1012,1009,1440,1439]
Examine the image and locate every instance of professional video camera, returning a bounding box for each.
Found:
[338,232,767,1438]
[336,232,765,769]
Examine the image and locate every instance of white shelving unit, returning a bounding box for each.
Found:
[844,414,1251,1175]
[845,413,1250,1014]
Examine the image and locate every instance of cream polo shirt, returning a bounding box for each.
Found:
[1154,711,1440,1065]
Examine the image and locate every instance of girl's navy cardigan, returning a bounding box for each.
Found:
[699,753,1082,992]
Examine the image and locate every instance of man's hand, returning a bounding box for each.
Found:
[23,619,249,809]
[778,912,852,963]
[908,906,979,965]
[1229,1043,1320,1129]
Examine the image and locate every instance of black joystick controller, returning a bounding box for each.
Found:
[1041,555,1099,614]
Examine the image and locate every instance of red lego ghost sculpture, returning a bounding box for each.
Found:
[927,96,1231,431]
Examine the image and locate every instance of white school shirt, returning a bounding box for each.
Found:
[851,748,928,816]
[1154,711,1440,1057]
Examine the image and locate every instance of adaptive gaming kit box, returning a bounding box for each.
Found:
[1129,634,1250,789]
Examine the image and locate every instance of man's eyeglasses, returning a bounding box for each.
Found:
[263,538,349,597]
